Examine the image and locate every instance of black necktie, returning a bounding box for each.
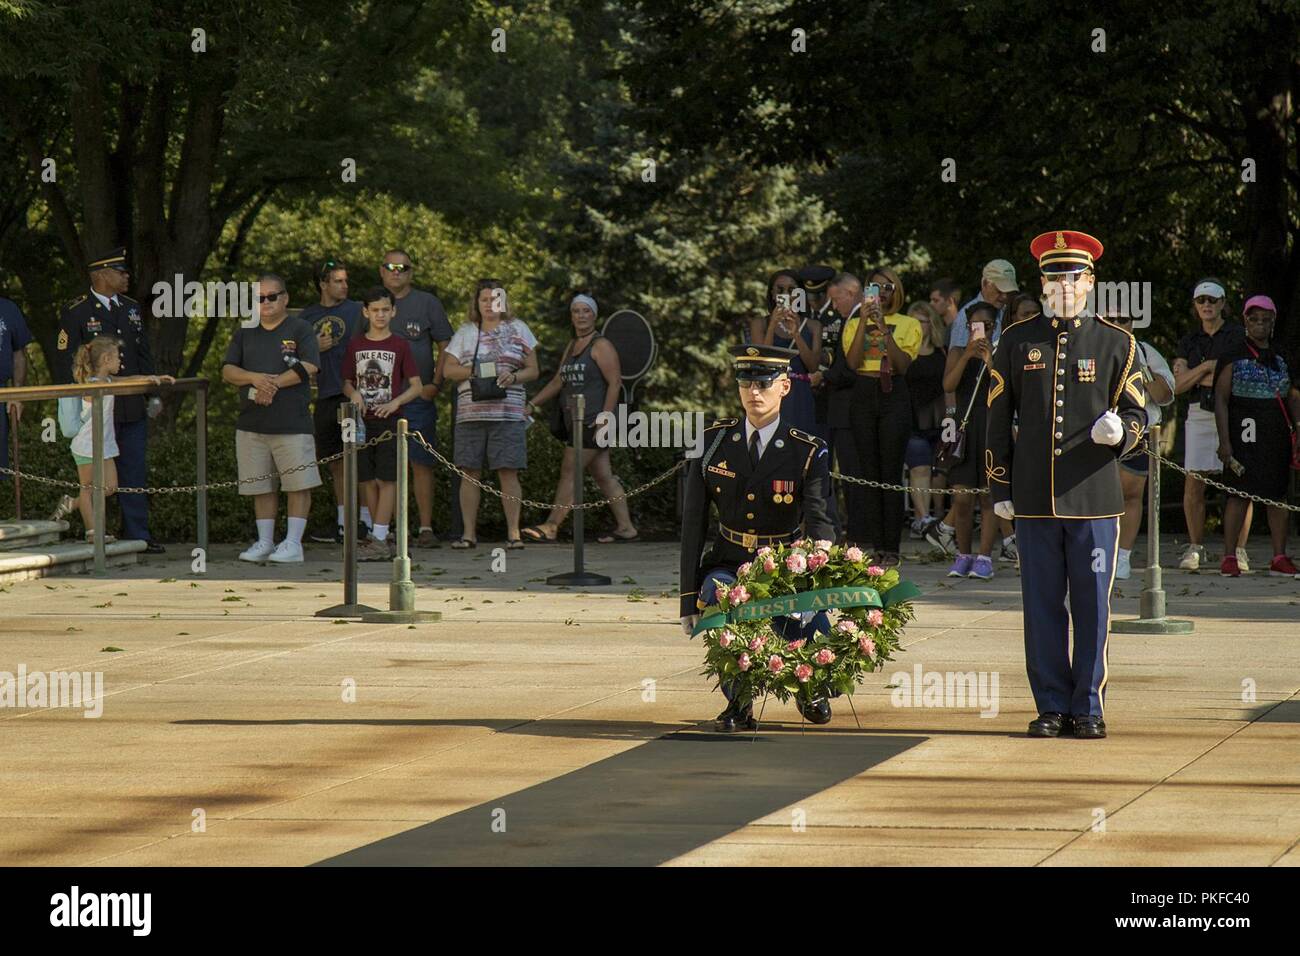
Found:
[748,430,761,469]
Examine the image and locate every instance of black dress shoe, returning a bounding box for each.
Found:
[1027,712,1072,737]
[1072,716,1107,739]
[796,695,832,725]
[143,541,166,555]
[714,701,757,733]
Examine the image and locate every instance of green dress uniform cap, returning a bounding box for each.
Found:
[87,246,129,272]
[797,264,836,293]
[729,343,796,383]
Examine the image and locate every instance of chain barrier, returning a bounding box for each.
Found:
[3,430,1296,513]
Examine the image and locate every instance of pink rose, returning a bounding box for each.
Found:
[756,546,774,558]
[767,654,784,674]
[795,663,813,682]
[715,583,729,604]
[738,652,751,672]
[867,609,884,627]
[718,630,734,648]
[814,539,834,552]
[785,551,808,574]
[785,638,806,652]
[807,551,829,571]
[836,619,859,635]
[845,546,865,562]
[815,648,836,665]
[737,561,753,577]
[867,565,885,578]
[748,635,765,652]
[763,557,778,573]
[728,584,750,605]
[858,635,876,657]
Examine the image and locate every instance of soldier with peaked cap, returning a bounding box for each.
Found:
[56,247,163,552]
[986,230,1147,739]
[680,344,836,732]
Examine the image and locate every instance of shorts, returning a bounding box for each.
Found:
[566,420,601,451]
[1119,448,1149,475]
[72,453,117,467]
[1183,406,1222,473]
[454,418,528,471]
[235,430,321,495]
[404,397,438,465]
[358,419,398,483]
[313,394,346,459]
[904,431,939,470]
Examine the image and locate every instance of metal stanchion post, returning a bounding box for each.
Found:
[196,384,208,554]
[91,393,106,574]
[547,393,611,587]
[1113,423,1193,634]
[362,417,440,624]
[317,401,379,618]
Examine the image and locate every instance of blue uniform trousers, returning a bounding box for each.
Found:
[699,567,831,702]
[1015,516,1118,719]
[114,418,150,542]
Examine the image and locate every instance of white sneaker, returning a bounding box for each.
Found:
[1235,548,1250,573]
[1178,544,1205,571]
[1115,551,1131,580]
[239,540,276,563]
[267,539,304,563]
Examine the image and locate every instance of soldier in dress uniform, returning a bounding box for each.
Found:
[679,344,836,732]
[986,230,1146,739]
[56,247,163,552]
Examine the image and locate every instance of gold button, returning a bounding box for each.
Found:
[748,528,755,533]
[747,493,755,501]
[715,486,721,493]
[747,512,755,519]
[1054,449,1062,456]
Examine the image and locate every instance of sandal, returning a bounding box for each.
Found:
[450,538,477,550]
[507,539,525,550]
[596,530,640,544]
[521,525,557,543]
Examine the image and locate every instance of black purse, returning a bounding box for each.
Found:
[933,364,985,475]
[468,324,508,402]
[545,340,575,442]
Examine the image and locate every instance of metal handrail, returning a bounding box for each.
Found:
[0,377,210,573]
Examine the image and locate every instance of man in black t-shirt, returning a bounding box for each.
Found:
[221,273,321,564]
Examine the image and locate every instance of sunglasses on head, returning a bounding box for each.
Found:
[257,291,284,303]
[319,259,344,278]
[382,262,412,273]
[1194,296,1222,305]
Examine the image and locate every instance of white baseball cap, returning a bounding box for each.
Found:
[1193,280,1225,300]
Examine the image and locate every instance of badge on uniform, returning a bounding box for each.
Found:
[707,460,736,478]
[86,318,101,334]
[772,480,794,504]
[1077,358,1096,382]
[57,329,68,350]
[128,307,142,328]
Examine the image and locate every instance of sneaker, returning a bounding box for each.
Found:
[968,555,995,580]
[1235,548,1251,573]
[947,554,974,577]
[1115,551,1131,580]
[909,518,927,539]
[239,540,276,563]
[1178,544,1206,571]
[1268,554,1299,577]
[926,522,957,556]
[1219,554,1240,577]
[309,526,337,544]
[998,535,1019,564]
[415,528,439,549]
[356,537,389,562]
[387,536,397,559]
[50,494,77,522]
[267,539,304,563]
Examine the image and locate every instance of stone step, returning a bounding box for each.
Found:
[0,520,71,552]
[0,539,146,583]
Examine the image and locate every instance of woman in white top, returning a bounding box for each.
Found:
[64,336,171,542]
[1107,315,1175,579]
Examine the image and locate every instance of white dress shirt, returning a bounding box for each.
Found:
[744,416,781,460]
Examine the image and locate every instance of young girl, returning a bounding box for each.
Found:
[66,336,171,543]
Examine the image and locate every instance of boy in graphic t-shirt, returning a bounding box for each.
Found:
[343,287,422,560]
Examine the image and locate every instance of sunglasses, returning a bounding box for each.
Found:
[1245,312,1275,322]
[1041,272,1090,286]
[1194,296,1222,305]
[257,291,284,303]
[737,377,779,390]
[319,259,344,278]
[382,262,412,273]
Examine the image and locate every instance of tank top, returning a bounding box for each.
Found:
[560,334,607,427]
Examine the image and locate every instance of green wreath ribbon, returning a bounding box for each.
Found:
[692,580,921,637]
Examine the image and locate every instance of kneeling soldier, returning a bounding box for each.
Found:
[680,344,836,732]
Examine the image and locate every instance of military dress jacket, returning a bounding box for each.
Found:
[986,311,1146,518]
[56,292,155,421]
[679,417,834,616]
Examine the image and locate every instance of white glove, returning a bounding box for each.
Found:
[681,614,699,637]
[1091,410,1124,446]
[993,500,1015,521]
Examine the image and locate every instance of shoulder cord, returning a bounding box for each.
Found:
[700,427,728,479]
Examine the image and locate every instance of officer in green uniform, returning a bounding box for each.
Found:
[986,230,1146,739]
[679,344,836,732]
